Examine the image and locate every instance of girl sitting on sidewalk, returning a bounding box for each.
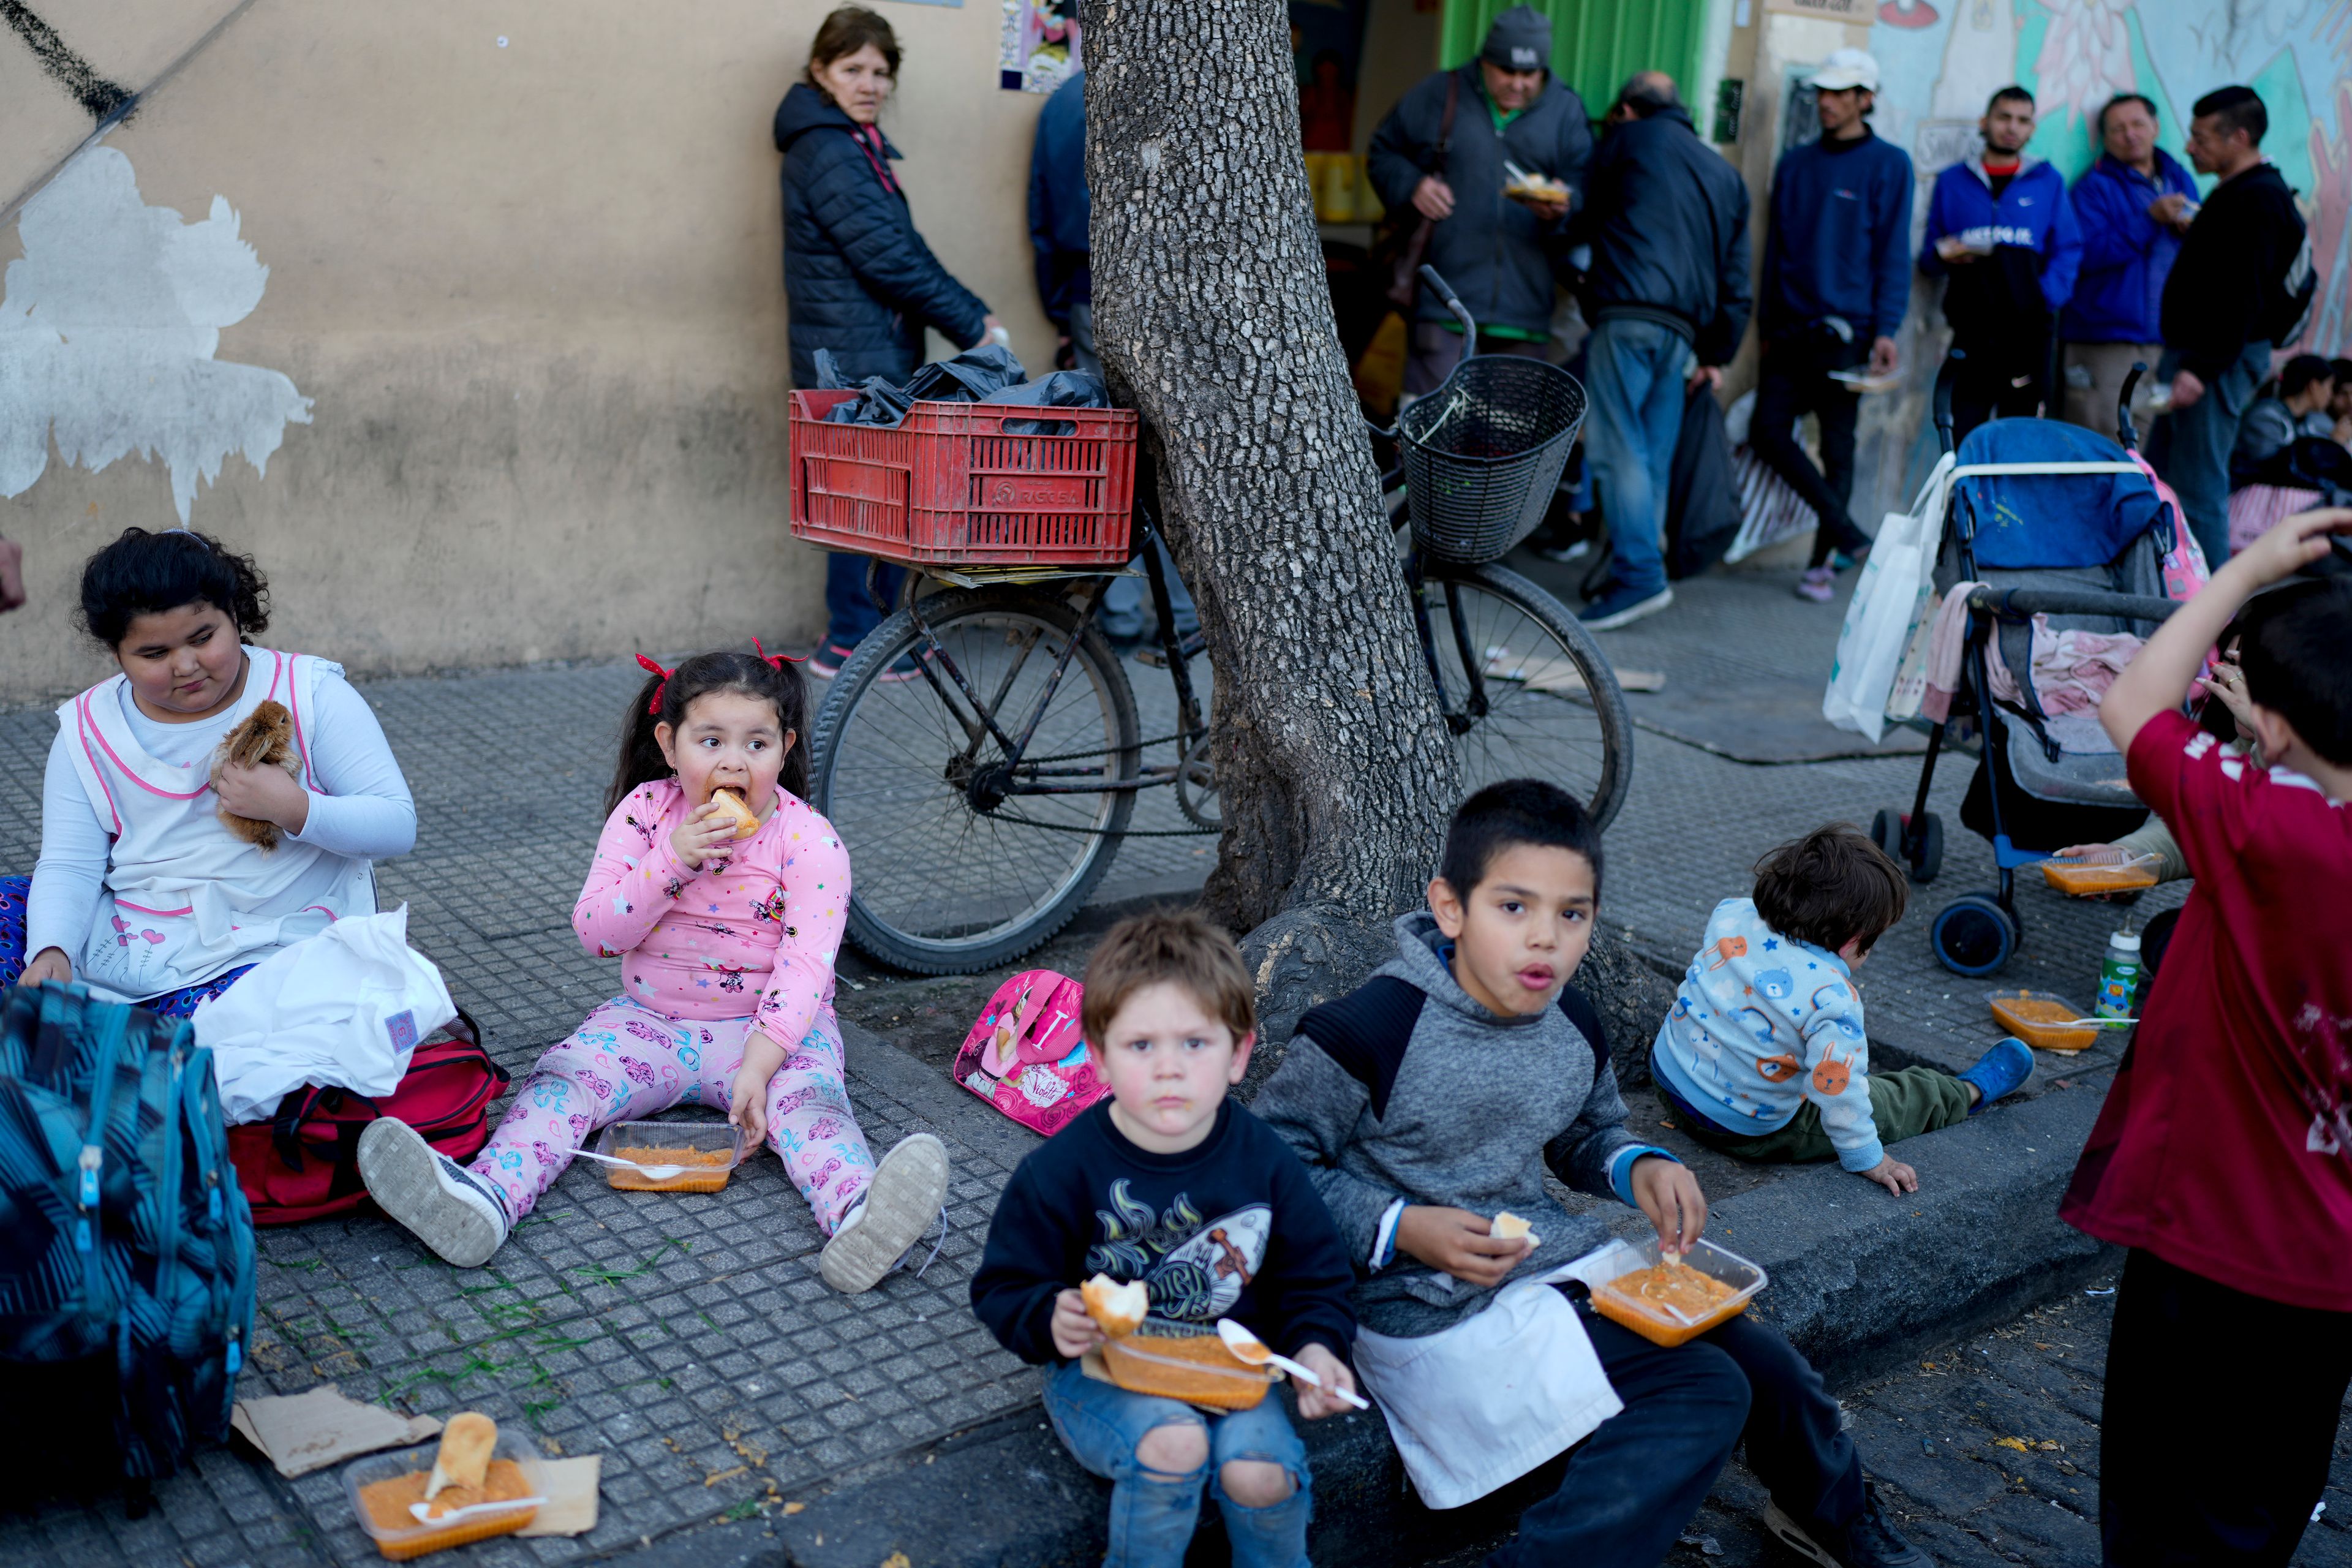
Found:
[360,647,949,1291]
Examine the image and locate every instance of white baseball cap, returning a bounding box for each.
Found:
[1807,48,1880,94]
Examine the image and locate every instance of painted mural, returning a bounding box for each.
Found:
[1863,0,2352,355]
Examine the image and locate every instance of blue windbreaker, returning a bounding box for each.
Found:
[1760,129,1914,342]
[1918,153,2081,322]
[2061,150,2199,343]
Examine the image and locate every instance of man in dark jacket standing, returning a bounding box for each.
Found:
[2155,85,2309,565]
[1574,73,1751,629]
[1366,7,1592,398]
[2060,94,2198,434]
[1919,87,2081,441]
[1751,48,1913,605]
[1028,70,1094,375]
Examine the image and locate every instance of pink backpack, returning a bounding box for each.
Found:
[952,970,1106,1136]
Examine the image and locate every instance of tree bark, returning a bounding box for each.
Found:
[1081,0,1459,1040]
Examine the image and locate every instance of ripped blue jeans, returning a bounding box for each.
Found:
[1042,1357,1311,1568]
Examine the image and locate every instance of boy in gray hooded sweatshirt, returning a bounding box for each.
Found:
[1253,780,1926,1568]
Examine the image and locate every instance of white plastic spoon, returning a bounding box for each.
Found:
[568,1148,698,1183]
[1216,1320,1371,1409]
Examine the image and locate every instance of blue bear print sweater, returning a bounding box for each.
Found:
[1652,898,1883,1170]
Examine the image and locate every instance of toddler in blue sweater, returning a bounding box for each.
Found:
[1651,824,2033,1193]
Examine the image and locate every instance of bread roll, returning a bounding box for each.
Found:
[424,1411,498,1499]
[1081,1273,1148,1338]
[1490,1212,1541,1248]
[710,788,761,839]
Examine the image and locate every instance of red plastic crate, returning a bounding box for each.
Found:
[788,389,1137,568]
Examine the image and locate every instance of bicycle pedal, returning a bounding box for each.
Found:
[1135,633,1206,669]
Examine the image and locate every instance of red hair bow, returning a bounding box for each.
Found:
[752,638,805,669]
[636,654,673,715]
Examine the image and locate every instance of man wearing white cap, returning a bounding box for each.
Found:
[1750,48,1915,604]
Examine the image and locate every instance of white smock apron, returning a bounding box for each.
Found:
[1350,1248,1628,1510]
[56,647,379,1000]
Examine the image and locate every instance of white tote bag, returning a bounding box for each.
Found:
[193,906,456,1124]
[1822,454,1953,742]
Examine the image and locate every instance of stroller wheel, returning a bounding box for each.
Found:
[1910,813,1944,884]
[1870,809,1900,861]
[1932,892,2018,976]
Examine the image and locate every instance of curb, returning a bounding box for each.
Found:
[594,1040,2118,1567]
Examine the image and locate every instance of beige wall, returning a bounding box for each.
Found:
[0,0,1058,703]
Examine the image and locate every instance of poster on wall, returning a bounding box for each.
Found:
[1000,0,1079,92]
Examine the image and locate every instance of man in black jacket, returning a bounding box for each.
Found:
[1572,72,1751,629]
[2155,85,2309,564]
[1366,6,1592,398]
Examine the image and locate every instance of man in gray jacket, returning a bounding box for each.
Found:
[1253,780,1928,1567]
[1366,7,1592,398]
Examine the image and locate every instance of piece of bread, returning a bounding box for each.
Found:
[424,1411,498,1499]
[709,788,761,840]
[210,701,300,851]
[1491,1212,1541,1248]
[1081,1273,1148,1338]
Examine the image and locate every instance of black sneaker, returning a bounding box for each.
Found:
[1763,1485,1930,1567]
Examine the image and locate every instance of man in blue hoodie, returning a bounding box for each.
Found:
[1752,49,1914,605]
[2059,94,2199,435]
[1919,86,2082,441]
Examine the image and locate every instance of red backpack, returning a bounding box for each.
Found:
[226,1011,509,1224]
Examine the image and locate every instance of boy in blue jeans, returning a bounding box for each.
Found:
[1256,781,1928,1567]
[971,912,1360,1567]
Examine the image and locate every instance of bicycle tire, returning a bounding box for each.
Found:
[1415,560,1634,830]
[809,588,1141,974]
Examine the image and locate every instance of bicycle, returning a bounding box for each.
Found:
[803,268,1632,974]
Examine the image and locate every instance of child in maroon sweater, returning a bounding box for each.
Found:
[2060,508,2352,1566]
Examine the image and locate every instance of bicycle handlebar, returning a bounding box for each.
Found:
[1419,265,1476,342]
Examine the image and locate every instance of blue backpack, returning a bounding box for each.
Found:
[0,982,256,1480]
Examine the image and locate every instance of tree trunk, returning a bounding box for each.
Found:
[1081,0,1459,1042]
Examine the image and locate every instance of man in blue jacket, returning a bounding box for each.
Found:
[1573,72,1752,630]
[1752,49,1913,605]
[1919,86,2082,440]
[1028,70,1094,375]
[2059,94,2198,435]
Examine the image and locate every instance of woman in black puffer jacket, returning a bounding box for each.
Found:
[777,6,1000,672]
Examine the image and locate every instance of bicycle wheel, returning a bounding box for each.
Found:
[1414,560,1634,829]
[810,587,1140,974]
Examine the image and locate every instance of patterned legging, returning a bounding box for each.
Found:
[471,993,874,1231]
[0,876,252,1020]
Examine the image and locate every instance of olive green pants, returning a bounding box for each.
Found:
[1656,1065,1973,1164]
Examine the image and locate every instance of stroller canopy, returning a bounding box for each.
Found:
[1954,420,2166,570]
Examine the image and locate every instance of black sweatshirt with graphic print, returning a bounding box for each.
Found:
[970,1098,1357,1366]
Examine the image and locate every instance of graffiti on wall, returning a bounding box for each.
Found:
[1863,0,2352,355]
[0,148,312,522]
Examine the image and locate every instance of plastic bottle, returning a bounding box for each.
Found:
[2096,927,2143,1019]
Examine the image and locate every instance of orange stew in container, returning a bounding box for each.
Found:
[1100,1327,1277,1411]
[1988,992,2101,1052]
[2041,854,2160,897]
[605,1145,735,1193]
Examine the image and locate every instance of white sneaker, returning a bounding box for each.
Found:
[358,1118,513,1268]
[819,1133,949,1294]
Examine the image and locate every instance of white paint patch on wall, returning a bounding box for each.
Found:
[0,145,312,522]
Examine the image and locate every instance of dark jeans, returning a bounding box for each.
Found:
[1748,339,1872,568]
[2100,1248,2352,1566]
[823,552,906,654]
[2152,339,2272,566]
[1949,332,2050,443]
[1489,1294,1865,1567]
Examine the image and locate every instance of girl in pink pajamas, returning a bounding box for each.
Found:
[358,647,950,1293]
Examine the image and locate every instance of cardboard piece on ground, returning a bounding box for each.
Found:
[230,1384,443,1478]
[1480,650,1667,695]
[518,1454,603,1537]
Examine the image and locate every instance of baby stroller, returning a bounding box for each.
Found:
[1875,362,2195,976]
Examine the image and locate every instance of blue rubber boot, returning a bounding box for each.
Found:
[1957,1037,2035,1115]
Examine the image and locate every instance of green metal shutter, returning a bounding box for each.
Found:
[1440,0,1706,123]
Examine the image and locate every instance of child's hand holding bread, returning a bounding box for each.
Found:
[671,799,742,871]
[1052,1289,1108,1358]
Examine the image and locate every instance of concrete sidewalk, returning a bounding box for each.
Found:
[0,565,2193,1566]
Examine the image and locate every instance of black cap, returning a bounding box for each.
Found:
[1482,6,1551,72]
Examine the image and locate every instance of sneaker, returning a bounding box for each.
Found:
[1795,567,1838,603]
[807,643,856,680]
[1533,537,1592,565]
[1831,546,1870,573]
[1765,1485,1931,1567]
[358,1118,512,1268]
[819,1133,950,1294]
[1577,582,1673,631]
[1958,1036,2035,1114]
